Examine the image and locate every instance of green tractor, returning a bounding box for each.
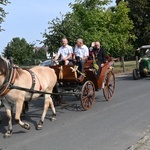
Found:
[133,45,150,80]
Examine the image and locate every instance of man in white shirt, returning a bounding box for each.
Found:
[73,38,89,80]
[54,38,73,65]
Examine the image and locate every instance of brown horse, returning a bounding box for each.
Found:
[0,56,57,138]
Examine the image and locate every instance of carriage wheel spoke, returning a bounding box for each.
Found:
[105,87,111,99]
[82,96,92,108]
[107,87,113,98]
[108,85,114,94]
[83,98,89,107]
[103,70,115,101]
[88,97,93,105]
[81,81,95,110]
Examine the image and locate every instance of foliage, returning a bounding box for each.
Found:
[105,2,136,57]
[116,0,150,47]
[42,0,135,57]
[33,47,47,60]
[3,37,35,65]
[127,0,150,47]
[0,0,10,32]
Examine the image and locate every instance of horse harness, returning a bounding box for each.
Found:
[0,58,72,97]
[23,69,36,101]
[0,59,37,100]
[0,64,17,96]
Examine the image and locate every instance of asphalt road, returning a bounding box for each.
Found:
[1,74,150,150]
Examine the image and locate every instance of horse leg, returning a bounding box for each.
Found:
[1,97,13,138]
[4,107,13,138]
[37,94,56,130]
[15,100,30,130]
[21,101,29,116]
[49,96,57,121]
[4,110,12,139]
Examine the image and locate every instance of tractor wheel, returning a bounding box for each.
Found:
[133,69,139,80]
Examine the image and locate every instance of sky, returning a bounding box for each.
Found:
[0,0,115,54]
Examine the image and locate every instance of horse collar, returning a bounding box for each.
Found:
[0,66,17,97]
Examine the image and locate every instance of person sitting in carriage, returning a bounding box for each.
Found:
[92,41,107,79]
[73,38,89,81]
[88,42,96,60]
[54,37,73,65]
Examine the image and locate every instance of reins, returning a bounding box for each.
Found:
[9,84,80,96]
[0,57,80,97]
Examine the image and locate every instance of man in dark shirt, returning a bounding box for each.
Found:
[93,41,107,78]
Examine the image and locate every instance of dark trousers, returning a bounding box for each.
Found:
[75,60,86,76]
[96,61,102,79]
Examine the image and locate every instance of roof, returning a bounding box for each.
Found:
[140,45,150,49]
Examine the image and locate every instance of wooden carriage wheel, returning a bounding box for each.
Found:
[81,81,95,111]
[103,69,115,101]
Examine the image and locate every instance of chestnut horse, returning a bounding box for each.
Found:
[0,56,57,138]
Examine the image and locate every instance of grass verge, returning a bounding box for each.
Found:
[113,61,136,74]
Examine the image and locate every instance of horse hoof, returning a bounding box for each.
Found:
[36,124,43,130]
[24,122,30,130]
[3,130,12,138]
[3,134,11,138]
[50,117,56,122]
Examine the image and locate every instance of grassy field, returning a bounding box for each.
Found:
[113,60,136,74]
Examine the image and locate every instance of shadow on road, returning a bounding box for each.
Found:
[116,73,150,81]
[116,73,133,81]
[0,87,115,136]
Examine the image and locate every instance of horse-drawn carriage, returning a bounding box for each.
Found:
[50,59,116,110]
[0,56,115,138]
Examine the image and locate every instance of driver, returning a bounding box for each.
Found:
[54,38,73,65]
[92,41,107,78]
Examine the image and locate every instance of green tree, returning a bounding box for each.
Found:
[42,0,112,55]
[42,0,135,57]
[127,0,150,47]
[116,0,150,47]
[105,2,135,57]
[42,12,82,55]
[69,0,111,43]
[0,0,10,31]
[33,47,47,60]
[3,37,35,65]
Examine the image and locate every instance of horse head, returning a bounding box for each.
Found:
[0,56,10,77]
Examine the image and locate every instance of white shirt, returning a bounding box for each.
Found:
[58,45,73,60]
[74,44,89,58]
